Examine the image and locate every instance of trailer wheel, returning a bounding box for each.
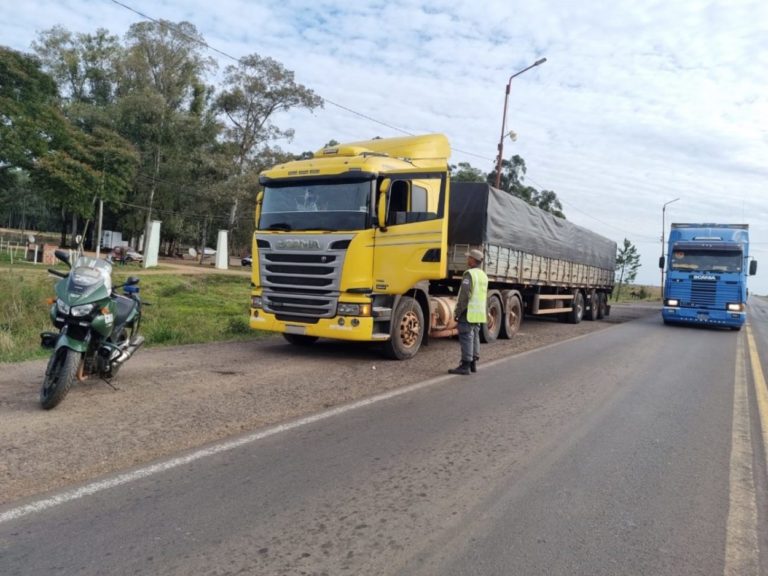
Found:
[568,291,584,324]
[499,294,522,339]
[596,293,606,319]
[382,296,424,360]
[480,294,503,343]
[585,290,599,321]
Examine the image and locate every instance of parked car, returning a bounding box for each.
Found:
[123,249,143,263]
[241,255,252,267]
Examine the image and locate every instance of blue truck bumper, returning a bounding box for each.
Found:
[662,306,745,328]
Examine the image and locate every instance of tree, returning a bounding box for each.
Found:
[615,238,641,301]
[449,162,486,182]
[215,53,323,232]
[487,154,566,218]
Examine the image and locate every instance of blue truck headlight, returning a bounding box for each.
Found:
[337,303,372,317]
[665,299,679,307]
[727,303,744,312]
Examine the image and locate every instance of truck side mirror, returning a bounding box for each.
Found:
[658,256,665,269]
[749,260,758,276]
[377,179,391,231]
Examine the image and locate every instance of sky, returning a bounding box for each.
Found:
[3,0,768,293]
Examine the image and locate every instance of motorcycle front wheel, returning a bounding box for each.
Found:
[40,347,81,410]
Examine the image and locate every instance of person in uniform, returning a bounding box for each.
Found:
[449,248,488,375]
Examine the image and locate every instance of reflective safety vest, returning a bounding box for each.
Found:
[466,268,488,323]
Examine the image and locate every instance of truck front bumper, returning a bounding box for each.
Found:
[662,307,745,328]
[249,309,384,341]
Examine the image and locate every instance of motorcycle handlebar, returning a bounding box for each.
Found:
[48,269,68,278]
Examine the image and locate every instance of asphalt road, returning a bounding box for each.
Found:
[2,300,768,575]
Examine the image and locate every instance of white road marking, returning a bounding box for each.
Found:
[0,321,624,524]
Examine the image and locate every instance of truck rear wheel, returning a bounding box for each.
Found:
[567,291,584,324]
[382,296,424,360]
[499,294,522,339]
[585,290,599,321]
[480,294,503,343]
[596,293,606,319]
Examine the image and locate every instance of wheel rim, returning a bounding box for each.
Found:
[488,305,499,333]
[507,300,521,331]
[399,310,421,349]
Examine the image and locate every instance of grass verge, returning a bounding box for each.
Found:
[0,264,267,363]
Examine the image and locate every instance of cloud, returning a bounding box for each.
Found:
[3,0,767,291]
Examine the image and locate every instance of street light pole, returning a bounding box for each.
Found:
[494,57,547,189]
[660,197,680,295]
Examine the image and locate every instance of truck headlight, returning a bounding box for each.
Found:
[727,303,744,312]
[665,299,679,307]
[251,295,263,309]
[337,303,372,316]
[70,303,95,317]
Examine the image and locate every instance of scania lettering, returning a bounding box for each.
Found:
[249,134,616,359]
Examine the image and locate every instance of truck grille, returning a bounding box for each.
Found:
[690,280,716,307]
[667,279,740,309]
[257,235,351,321]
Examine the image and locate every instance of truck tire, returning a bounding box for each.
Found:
[567,291,584,324]
[596,293,606,319]
[499,294,522,339]
[283,333,319,346]
[585,290,599,321]
[480,294,503,343]
[382,296,424,360]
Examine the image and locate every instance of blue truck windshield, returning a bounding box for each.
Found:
[670,249,742,272]
[259,180,372,231]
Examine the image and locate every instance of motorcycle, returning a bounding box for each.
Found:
[39,242,145,409]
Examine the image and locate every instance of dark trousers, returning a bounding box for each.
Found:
[458,320,480,363]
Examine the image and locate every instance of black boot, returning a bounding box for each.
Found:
[449,361,471,375]
[470,357,478,373]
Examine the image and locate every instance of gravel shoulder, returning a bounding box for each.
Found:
[0,303,659,507]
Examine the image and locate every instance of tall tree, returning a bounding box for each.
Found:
[118,20,216,247]
[449,162,486,182]
[615,238,641,300]
[487,154,566,219]
[215,53,323,233]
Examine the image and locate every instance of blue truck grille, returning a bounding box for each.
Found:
[668,280,740,308]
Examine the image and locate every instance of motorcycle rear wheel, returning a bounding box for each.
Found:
[40,348,81,410]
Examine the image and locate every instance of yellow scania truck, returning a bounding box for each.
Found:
[249,134,615,359]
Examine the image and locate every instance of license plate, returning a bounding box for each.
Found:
[285,324,306,335]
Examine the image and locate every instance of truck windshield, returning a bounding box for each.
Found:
[259,180,372,231]
[670,249,742,272]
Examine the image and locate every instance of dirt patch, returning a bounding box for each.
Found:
[0,303,658,506]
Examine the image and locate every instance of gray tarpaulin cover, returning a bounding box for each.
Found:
[448,182,617,270]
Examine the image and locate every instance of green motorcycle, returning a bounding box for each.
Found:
[40,248,145,409]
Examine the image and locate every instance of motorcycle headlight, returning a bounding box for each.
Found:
[56,299,70,315]
[70,303,95,317]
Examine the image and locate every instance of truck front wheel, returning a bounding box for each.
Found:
[382,296,424,360]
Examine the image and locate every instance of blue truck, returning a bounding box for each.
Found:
[661,223,758,330]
